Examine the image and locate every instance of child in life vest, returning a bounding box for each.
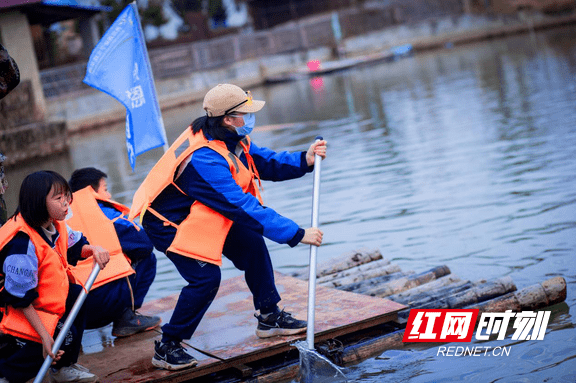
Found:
[68,167,160,337]
[0,171,109,383]
[130,84,326,370]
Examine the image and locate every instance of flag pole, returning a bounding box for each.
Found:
[131,1,169,153]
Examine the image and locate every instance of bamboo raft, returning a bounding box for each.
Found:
[77,248,567,383]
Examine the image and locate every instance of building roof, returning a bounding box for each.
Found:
[0,0,111,25]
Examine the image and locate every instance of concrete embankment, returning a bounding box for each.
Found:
[48,12,576,134]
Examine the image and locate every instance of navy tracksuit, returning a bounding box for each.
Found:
[83,202,156,330]
[142,130,312,342]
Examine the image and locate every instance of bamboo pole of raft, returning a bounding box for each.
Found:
[466,276,567,312]
[397,277,518,319]
[295,248,384,280]
[407,276,515,306]
[364,265,451,297]
[340,271,415,293]
[318,263,401,288]
[388,274,464,302]
[403,276,516,306]
[395,280,476,305]
[315,257,391,285]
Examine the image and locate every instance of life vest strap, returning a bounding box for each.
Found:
[239,140,264,203]
[0,278,4,313]
[146,206,180,229]
[111,214,141,232]
[125,276,135,312]
[170,181,188,197]
[66,266,87,293]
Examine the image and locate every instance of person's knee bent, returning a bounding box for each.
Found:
[192,261,221,296]
[167,252,222,295]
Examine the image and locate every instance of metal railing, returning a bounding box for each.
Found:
[39,0,464,98]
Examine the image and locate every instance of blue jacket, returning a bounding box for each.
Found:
[98,201,154,262]
[143,130,312,254]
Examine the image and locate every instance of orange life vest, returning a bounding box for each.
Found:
[0,215,70,343]
[129,127,263,266]
[67,187,135,289]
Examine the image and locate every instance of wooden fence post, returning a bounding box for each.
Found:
[233,35,241,62]
[298,21,309,49]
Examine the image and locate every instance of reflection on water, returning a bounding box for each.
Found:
[4,25,576,382]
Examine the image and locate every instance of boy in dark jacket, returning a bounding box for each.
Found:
[68,167,159,337]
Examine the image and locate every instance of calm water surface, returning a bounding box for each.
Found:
[5,26,576,382]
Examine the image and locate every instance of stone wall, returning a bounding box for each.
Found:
[0,81,35,127]
[0,80,68,166]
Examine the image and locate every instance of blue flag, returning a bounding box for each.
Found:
[83,3,166,170]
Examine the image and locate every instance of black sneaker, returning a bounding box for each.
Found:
[255,309,307,338]
[112,309,161,337]
[151,340,198,370]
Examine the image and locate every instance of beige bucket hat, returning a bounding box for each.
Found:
[203,83,265,117]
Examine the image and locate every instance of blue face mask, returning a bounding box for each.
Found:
[234,113,255,136]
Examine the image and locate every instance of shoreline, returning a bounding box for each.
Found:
[47,12,576,134]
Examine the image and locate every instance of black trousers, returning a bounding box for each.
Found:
[160,223,282,343]
[84,252,157,329]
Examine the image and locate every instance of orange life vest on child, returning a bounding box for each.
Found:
[129,127,263,266]
[0,215,70,343]
[67,187,135,289]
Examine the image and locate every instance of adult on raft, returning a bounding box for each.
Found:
[129,83,327,370]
